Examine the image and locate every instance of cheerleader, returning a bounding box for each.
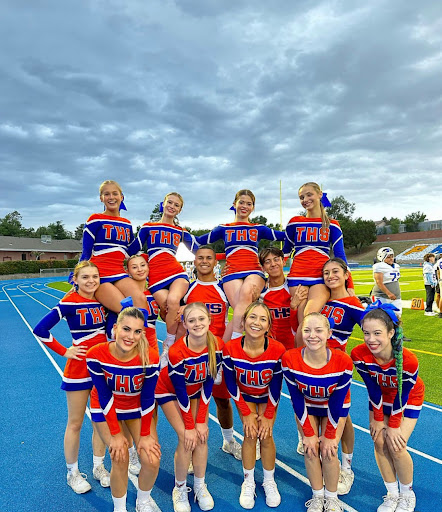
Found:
[155,302,223,512]
[321,258,365,495]
[86,307,161,512]
[123,254,161,477]
[282,313,353,512]
[223,301,286,509]
[79,180,146,314]
[129,192,199,366]
[180,245,242,460]
[197,190,285,341]
[351,302,424,512]
[283,182,354,346]
[33,261,110,494]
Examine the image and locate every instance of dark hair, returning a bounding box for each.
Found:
[361,308,404,406]
[424,253,435,262]
[259,247,284,266]
[196,245,216,256]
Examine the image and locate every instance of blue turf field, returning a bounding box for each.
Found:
[0,277,440,512]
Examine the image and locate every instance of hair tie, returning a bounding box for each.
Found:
[321,192,332,208]
[363,299,400,325]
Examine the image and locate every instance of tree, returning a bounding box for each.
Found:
[250,216,282,250]
[35,221,72,240]
[389,217,401,234]
[0,211,24,236]
[150,204,162,222]
[341,218,376,253]
[404,212,427,232]
[326,196,355,222]
[74,224,84,240]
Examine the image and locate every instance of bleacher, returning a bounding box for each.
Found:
[396,243,442,262]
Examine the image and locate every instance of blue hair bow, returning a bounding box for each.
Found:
[363,300,400,325]
[321,192,332,208]
[120,296,148,327]
[68,271,75,285]
[230,205,236,213]
[159,201,164,213]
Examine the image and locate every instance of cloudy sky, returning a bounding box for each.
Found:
[1,0,441,234]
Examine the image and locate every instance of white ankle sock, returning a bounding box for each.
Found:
[112,493,127,512]
[341,451,353,472]
[399,480,414,496]
[243,467,255,483]
[263,468,275,482]
[93,455,105,469]
[384,481,399,496]
[221,427,234,442]
[66,461,78,474]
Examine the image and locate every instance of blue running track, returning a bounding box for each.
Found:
[0,277,440,512]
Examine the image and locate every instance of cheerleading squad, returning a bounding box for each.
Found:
[32,180,424,512]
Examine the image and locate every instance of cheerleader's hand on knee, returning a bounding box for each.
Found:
[319,435,338,461]
[386,426,406,451]
[138,435,161,463]
[109,432,129,463]
[195,422,209,444]
[184,428,198,452]
[257,415,273,440]
[243,412,259,439]
[303,434,319,459]
[369,419,385,442]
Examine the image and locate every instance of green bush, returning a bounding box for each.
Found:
[0,259,79,275]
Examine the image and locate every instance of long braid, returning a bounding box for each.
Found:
[392,324,404,408]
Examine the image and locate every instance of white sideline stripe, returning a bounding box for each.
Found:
[208,414,358,512]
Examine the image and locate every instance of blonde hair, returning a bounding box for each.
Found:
[300,311,331,331]
[299,182,330,228]
[163,192,184,226]
[69,260,99,295]
[116,307,149,368]
[243,300,273,333]
[99,180,123,196]
[183,302,218,377]
[234,189,255,206]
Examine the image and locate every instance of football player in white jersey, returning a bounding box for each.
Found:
[372,247,411,341]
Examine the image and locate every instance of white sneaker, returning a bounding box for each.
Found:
[194,484,215,511]
[222,439,242,460]
[377,494,399,512]
[239,480,256,509]
[324,497,343,512]
[337,469,354,495]
[263,480,281,507]
[255,440,261,461]
[172,486,191,512]
[67,469,92,494]
[93,463,110,487]
[424,311,437,316]
[297,438,305,455]
[305,495,324,512]
[136,496,162,512]
[396,493,416,512]
[160,344,170,369]
[129,449,141,475]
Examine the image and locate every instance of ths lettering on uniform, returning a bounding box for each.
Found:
[102,370,145,392]
[102,224,132,242]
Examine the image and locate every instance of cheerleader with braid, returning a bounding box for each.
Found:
[351,302,424,512]
[283,183,354,347]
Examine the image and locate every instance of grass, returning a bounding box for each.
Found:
[47,268,442,405]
